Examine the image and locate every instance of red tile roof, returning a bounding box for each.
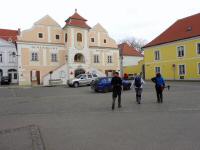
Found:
[144,13,200,48]
[119,43,144,57]
[0,29,19,42]
[65,11,91,29]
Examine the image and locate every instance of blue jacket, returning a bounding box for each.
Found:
[152,77,165,87]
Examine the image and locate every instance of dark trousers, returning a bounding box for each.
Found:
[135,88,142,104]
[156,87,163,103]
[112,89,121,109]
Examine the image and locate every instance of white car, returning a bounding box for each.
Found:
[67,74,98,88]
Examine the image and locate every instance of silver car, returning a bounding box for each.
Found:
[67,74,98,88]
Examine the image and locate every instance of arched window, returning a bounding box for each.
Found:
[65,33,68,42]
[74,53,85,63]
[77,33,82,42]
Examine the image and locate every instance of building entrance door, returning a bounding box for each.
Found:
[8,69,18,83]
[30,70,40,85]
[75,69,85,77]
[0,69,3,80]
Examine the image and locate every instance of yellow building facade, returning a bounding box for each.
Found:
[144,13,200,80]
[123,59,144,76]
[144,37,200,80]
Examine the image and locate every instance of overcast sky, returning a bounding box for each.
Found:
[0,0,199,43]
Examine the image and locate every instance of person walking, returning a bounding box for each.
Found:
[111,72,122,110]
[131,74,145,104]
[151,73,165,103]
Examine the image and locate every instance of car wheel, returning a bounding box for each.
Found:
[73,82,79,88]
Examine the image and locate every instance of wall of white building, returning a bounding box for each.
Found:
[0,38,18,83]
[123,56,143,67]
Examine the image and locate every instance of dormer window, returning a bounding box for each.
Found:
[56,35,60,40]
[91,38,95,42]
[104,39,107,43]
[77,33,82,42]
[186,26,192,32]
[38,33,43,38]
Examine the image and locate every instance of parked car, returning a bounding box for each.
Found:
[91,77,131,93]
[67,73,98,88]
[0,76,11,85]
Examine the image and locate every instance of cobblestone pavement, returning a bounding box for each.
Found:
[0,125,45,150]
[0,81,200,150]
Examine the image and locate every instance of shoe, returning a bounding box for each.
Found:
[137,101,141,104]
[112,104,115,110]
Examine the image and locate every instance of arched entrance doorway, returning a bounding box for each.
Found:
[75,69,85,77]
[74,53,85,63]
[8,69,18,83]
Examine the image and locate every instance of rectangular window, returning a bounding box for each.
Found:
[0,54,2,63]
[94,55,99,63]
[56,35,60,40]
[88,74,92,78]
[177,46,185,57]
[51,53,57,62]
[155,67,160,74]
[31,52,38,61]
[197,43,200,54]
[104,39,107,43]
[107,56,112,63]
[9,53,15,63]
[14,73,18,79]
[179,64,185,75]
[91,38,94,42]
[198,63,200,74]
[154,50,160,60]
[38,33,43,38]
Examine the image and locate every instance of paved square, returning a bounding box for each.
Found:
[0,81,200,150]
[0,125,45,150]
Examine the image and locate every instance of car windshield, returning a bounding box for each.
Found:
[76,75,83,79]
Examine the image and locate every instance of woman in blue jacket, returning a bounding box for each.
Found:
[151,73,165,103]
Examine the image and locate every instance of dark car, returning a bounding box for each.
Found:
[91,77,131,93]
[1,76,11,85]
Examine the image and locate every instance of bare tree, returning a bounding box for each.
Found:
[119,37,148,52]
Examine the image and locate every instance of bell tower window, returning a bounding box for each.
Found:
[77,33,82,42]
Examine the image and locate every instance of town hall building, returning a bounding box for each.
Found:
[17,10,120,85]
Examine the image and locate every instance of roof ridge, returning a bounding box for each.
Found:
[178,12,200,21]
[143,12,200,48]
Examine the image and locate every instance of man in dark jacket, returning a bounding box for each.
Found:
[111,72,122,110]
[151,73,165,103]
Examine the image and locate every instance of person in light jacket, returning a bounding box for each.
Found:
[131,74,145,104]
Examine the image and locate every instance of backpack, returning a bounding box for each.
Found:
[134,77,142,88]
